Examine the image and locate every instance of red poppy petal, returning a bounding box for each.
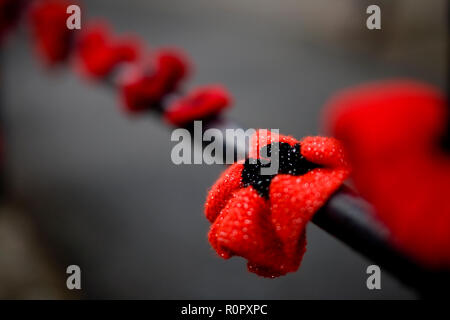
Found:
[205,163,244,223]
[119,67,167,113]
[209,187,300,276]
[300,136,349,168]
[164,85,231,126]
[155,48,190,91]
[75,23,140,79]
[270,168,349,257]
[29,0,73,65]
[327,81,447,151]
[247,229,305,278]
[327,80,450,267]
[119,50,190,113]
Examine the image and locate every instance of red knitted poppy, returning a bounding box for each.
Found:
[29,0,74,65]
[75,23,140,79]
[119,49,190,113]
[164,85,231,126]
[205,130,350,277]
[326,80,450,268]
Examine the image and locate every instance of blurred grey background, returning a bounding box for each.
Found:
[0,0,447,299]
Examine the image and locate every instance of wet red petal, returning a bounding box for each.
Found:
[208,187,303,277]
[205,163,244,223]
[155,48,190,92]
[119,50,190,113]
[164,85,231,126]
[75,23,140,79]
[300,136,349,168]
[270,168,349,257]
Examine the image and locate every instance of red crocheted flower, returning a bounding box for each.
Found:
[120,49,190,113]
[326,80,450,268]
[75,23,140,79]
[164,85,231,126]
[29,0,74,65]
[205,130,350,277]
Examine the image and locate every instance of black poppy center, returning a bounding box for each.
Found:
[242,142,320,198]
